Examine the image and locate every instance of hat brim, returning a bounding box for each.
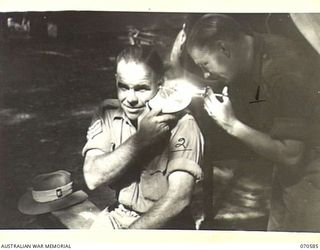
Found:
[18,190,88,215]
[149,91,191,113]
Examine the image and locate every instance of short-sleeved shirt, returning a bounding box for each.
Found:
[236,33,314,139]
[83,99,204,213]
[191,32,320,231]
[230,33,320,231]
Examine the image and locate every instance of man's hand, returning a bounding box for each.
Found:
[204,86,238,134]
[204,87,305,167]
[136,107,177,147]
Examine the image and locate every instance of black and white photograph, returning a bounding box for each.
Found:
[1,5,320,237]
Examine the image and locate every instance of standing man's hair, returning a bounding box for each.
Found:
[186,14,250,51]
[116,45,164,82]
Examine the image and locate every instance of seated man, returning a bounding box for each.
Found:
[82,45,204,229]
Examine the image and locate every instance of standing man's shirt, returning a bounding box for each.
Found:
[220,33,319,231]
[249,33,320,231]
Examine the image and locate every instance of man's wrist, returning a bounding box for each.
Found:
[227,119,243,137]
[132,132,149,149]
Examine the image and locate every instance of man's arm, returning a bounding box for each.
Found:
[204,87,305,167]
[129,170,195,229]
[83,134,144,190]
[83,108,177,190]
[229,120,305,166]
[127,114,203,229]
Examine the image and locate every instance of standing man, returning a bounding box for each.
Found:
[82,45,204,229]
[186,14,320,231]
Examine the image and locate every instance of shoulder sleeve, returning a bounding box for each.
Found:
[82,101,118,156]
[269,74,312,141]
[166,114,204,182]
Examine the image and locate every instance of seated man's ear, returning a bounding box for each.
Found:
[216,40,231,58]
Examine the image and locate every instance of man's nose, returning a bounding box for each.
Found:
[127,89,138,104]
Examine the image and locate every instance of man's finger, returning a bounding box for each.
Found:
[147,107,162,117]
[154,114,177,123]
[204,104,213,116]
[159,123,170,131]
[222,86,229,103]
[204,96,218,109]
[205,87,220,104]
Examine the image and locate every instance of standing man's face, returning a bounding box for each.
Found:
[189,45,239,85]
[116,60,158,122]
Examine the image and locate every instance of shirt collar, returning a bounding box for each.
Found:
[112,106,135,127]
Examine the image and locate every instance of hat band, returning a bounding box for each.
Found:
[32,182,73,203]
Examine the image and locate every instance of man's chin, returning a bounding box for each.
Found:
[123,109,142,122]
[121,104,150,122]
[125,113,139,122]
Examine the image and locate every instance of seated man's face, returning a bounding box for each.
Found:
[116,59,158,122]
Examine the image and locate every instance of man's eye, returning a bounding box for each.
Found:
[135,87,150,92]
[118,83,130,90]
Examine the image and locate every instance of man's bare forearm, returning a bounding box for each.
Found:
[84,133,146,190]
[129,171,194,229]
[204,87,305,167]
[128,193,187,229]
[83,109,177,190]
[229,119,305,166]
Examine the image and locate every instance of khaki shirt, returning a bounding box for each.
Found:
[83,99,204,213]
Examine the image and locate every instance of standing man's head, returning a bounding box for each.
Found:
[186,14,254,85]
[116,45,163,122]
